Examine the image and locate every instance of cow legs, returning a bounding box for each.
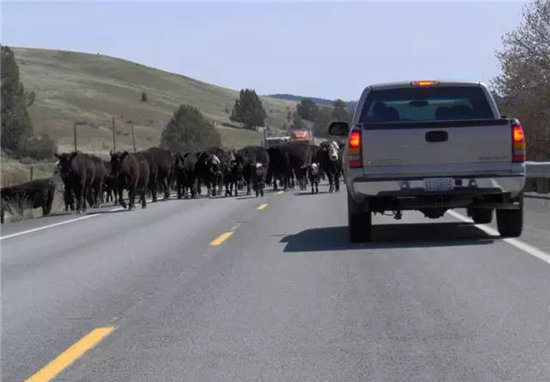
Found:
[177,181,183,199]
[64,187,74,211]
[150,181,157,203]
[128,187,136,210]
[118,187,127,209]
[162,178,170,200]
[328,173,335,193]
[141,187,147,209]
[74,184,83,213]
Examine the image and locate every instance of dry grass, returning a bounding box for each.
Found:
[15,47,296,154]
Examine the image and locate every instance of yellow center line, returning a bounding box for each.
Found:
[24,326,116,382]
[257,203,269,211]
[277,191,284,195]
[209,232,233,246]
[231,223,242,231]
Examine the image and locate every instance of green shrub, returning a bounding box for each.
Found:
[20,134,58,160]
[161,105,221,151]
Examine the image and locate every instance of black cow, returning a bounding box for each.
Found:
[224,150,240,197]
[173,152,199,199]
[1,178,56,223]
[55,152,96,213]
[267,145,289,191]
[110,151,150,210]
[274,142,313,191]
[236,146,270,195]
[252,162,266,197]
[308,162,320,194]
[318,140,342,193]
[139,147,172,202]
[196,149,225,197]
[89,155,108,207]
[103,160,116,204]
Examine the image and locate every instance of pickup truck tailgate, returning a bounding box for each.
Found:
[363,120,512,168]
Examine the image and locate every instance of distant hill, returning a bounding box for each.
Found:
[12,47,298,153]
[267,94,358,110]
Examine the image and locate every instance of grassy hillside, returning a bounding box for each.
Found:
[13,47,297,154]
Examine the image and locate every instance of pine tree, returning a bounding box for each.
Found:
[230,89,267,129]
[1,46,33,152]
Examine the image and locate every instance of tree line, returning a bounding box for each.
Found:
[492,0,549,160]
[294,98,353,138]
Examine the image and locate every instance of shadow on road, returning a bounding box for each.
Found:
[280,222,498,252]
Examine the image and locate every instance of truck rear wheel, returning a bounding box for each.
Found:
[496,199,523,238]
[348,193,372,242]
[471,208,493,224]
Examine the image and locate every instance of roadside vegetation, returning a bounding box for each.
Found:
[161,105,221,152]
[1,46,57,160]
[230,89,267,129]
[492,0,549,160]
[295,97,353,138]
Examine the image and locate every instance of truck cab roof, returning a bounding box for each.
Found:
[369,80,487,91]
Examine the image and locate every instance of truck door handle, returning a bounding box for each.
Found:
[425,131,448,142]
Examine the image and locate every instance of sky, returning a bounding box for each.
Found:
[1,1,526,100]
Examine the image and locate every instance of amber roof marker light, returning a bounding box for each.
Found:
[410,80,440,87]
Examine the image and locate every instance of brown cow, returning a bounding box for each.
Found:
[110,151,150,210]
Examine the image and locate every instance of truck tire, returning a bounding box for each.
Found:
[348,192,372,242]
[496,201,523,238]
[471,208,492,224]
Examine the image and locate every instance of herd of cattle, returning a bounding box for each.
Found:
[0,141,344,223]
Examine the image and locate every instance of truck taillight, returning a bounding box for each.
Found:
[512,122,525,162]
[348,129,362,168]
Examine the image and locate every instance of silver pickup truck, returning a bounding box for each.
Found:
[329,80,526,242]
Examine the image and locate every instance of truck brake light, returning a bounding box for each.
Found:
[348,129,362,168]
[349,130,361,149]
[410,80,440,87]
[512,122,525,162]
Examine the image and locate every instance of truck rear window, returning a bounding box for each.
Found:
[358,86,495,124]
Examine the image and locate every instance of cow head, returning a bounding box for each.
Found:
[204,154,221,175]
[328,141,339,162]
[174,152,185,170]
[228,150,236,163]
[254,162,264,177]
[230,152,244,178]
[309,162,319,176]
[110,151,129,177]
[55,152,78,178]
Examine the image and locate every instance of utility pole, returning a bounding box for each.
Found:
[263,125,268,146]
[112,116,116,152]
[73,122,78,151]
[131,123,136,153]
[73,121,87,151]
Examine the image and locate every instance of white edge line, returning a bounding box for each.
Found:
[447,210,550,265]
[0,193,177,241]
[0,214,99,241]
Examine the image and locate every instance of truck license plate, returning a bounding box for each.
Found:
[424,178,454,192]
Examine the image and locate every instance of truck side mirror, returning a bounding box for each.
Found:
[328,122,349,137]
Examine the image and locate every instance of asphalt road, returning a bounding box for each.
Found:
[1,186,549,381]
